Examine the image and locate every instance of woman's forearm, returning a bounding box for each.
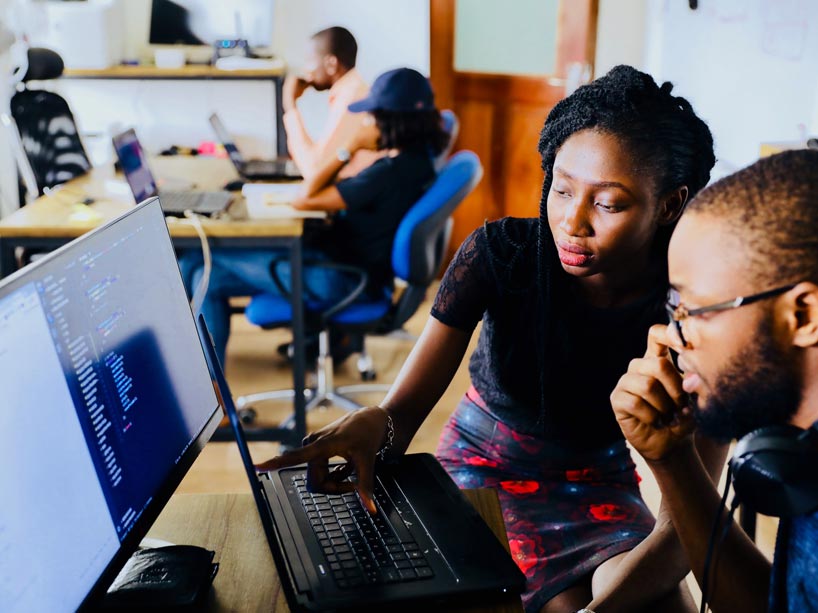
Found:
[380,317,472,454]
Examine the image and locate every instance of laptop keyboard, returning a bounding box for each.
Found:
[160,191,231,213]
[291,474,435,589]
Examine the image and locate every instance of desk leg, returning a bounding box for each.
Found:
[275,75,289,159]
[289,238,307,446]
[0,238,16,279]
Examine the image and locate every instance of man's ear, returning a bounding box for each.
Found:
[658,186,689,226]
[784,282,818,348]
[324,54,339,77]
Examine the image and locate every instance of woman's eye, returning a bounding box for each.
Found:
[552,188,570,197]
[596,202,622,212]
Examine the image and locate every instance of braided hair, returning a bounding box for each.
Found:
[534,65,715,426]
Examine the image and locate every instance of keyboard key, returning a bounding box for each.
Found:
[415,567,434,579]
[398,568,417,580]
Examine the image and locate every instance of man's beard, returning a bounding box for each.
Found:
[689,317,801,442]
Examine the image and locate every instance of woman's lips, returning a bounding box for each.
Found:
[556,241,593,267]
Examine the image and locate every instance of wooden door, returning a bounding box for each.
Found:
[430,0,598,260]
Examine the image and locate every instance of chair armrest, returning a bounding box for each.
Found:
[269,257,370,322]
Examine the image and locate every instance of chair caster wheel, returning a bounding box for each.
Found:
[239,407,258,425]
[360,370,377,382]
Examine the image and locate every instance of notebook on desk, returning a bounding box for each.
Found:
[112,128,233,217]
[195,315,526,612]
[209,112,302,180]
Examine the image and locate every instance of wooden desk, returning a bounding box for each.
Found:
[64,64,289,157]
[0,157,310,446]
[147,490,524,613]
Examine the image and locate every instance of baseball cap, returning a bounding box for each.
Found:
[348,67,435,113]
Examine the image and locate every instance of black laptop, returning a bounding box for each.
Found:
[209,112,302,180]
[195,315,526,612]
[112,128,233,216]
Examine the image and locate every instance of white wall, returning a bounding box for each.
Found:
[595,0,649,76]
[596,0,818,179]
[37,0,428,163]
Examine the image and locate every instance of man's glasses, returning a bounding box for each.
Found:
[664,283,797,371]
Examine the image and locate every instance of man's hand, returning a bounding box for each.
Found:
[610,324,695,462]
[346,117,380,153]
[283,75,311,113]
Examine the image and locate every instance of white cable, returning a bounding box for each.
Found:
[184,210,212,316]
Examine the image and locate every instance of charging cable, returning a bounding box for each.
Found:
[184,209,212,316]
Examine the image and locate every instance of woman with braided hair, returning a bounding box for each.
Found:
[260,65,724,612]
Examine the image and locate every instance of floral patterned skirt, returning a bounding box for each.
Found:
[436,387,655,613]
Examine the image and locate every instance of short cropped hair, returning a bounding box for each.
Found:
[686,149,818,286]
[313,26,358,69]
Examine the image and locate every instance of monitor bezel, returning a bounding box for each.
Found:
[0,198,223,611]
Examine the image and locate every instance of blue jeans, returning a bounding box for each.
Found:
[178,248,360,365]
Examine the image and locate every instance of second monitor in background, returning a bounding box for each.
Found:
[209,113,301,181]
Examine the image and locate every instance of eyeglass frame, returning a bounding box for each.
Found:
[664,283,798,371]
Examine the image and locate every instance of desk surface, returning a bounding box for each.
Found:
[64,64,286,79]
[147,491,524,613]
[0,157,305,239]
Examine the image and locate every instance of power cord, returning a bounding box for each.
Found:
[699,464,739,613]
[184,209,212,316]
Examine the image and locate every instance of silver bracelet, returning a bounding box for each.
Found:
[377,412,395,460]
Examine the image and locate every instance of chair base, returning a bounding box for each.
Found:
[235,330,392,430]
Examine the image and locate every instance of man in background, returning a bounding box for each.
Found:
[611,149,818,612]
[283,26,380,180]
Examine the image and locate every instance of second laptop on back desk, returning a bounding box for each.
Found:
[209,112,302,181]
[112,128,233,216]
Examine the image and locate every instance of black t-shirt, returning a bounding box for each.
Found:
[329,148,435,289]
[431,217,667,450]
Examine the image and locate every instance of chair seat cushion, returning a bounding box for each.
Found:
[245,293,392,328]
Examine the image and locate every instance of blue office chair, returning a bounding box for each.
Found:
[237,150,483,423]
[435,110,459,171]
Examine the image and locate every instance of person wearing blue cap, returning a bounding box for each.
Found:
[183,68,449,366]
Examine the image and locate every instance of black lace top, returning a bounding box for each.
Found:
[431,218,667,450]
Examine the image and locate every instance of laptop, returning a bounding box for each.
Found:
[195,315,526,612]
[209,112,302,180]
[112,128,233,216]
[0,198,222,612]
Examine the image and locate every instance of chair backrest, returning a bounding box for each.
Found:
[388,150,482,327]
[434,109,460,172]
[10,89,91,195]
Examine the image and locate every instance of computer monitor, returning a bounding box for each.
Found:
[0,198,222,612]
[148,0,275,49]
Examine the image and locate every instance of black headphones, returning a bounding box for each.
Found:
[729,423,818,518]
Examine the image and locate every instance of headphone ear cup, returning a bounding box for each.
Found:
[730,425,818,518]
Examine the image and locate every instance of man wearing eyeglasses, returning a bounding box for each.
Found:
[610,149,818,613]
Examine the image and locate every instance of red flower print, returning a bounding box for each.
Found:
[508,534,542,575]
[588,503,631,522]
[565,467,602,482]
[500,480,540,496]
[495,421,544,455]
[464,456,499,468]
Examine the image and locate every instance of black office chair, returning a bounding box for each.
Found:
[236,150,483,425]
[9,47,91,197]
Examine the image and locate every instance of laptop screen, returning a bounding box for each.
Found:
[208,113,246,170]
[0,199,221,612]
[112,129,160,202]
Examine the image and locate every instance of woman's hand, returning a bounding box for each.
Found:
[610,324,695,462]
[255,406,391,513]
